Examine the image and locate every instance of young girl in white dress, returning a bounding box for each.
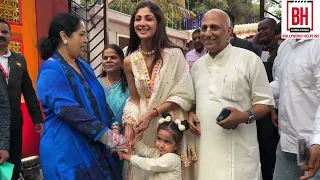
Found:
[119,114,188,180]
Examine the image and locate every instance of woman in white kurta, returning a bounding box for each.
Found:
[122,1,197,180]
[190,44,274,180]
[122,48,196,180]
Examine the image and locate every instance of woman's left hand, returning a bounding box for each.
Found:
[135,110,154,132]
[132,110,155,144]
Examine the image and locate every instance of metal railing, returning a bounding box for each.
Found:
[68,0,107,76]
[260,0,281,20]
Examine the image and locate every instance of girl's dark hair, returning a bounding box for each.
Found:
[157,113,189,144]
[126,1,183,63]
[38,13,82,60]
[101,44,128,93]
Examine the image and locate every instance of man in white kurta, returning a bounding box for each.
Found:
[189,9,275,180]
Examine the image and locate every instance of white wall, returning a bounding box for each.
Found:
[108,21,130,45]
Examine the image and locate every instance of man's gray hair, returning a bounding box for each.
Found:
[226,16,232,28]
[223,10,235,28]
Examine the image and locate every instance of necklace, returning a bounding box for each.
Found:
[106,77,121,94]
[139,45,155,56]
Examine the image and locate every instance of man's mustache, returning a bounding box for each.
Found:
[0,37,7,42]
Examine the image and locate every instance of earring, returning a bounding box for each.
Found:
[63,39,68,45]
[120,66,124,69]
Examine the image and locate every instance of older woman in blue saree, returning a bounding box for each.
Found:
[98,44,130,134]
[98,44,130,172]
[36,13,125,180]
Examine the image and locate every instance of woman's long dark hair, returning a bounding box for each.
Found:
[101,44,128,93]
[126,1,183,64]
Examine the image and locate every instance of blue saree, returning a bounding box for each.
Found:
[97,78,130,172]
[97,78,129,131]
[36,52,121,180]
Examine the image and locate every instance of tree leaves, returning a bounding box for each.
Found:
[108,0,266,28]
[190,0,261,24]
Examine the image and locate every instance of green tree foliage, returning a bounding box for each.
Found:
[109,0,196,29]
[227,0,256,24]
[272,9,281,19]
[251,2,261,22]
[189,0,262,24]
[109,0,137,15]
[191,0,228,15]
[107,0,278,28]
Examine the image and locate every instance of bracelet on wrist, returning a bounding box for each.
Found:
[153,108,159,117]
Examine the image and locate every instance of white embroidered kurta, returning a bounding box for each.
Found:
[191,44,274,180]
[130,141,182,180]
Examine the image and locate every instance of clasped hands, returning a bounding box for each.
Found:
[124,110,154,148]
[117,120,148,161]
[109,110,153,152]
[117,111,153,160]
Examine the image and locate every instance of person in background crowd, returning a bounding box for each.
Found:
[251,32,261,45]
[122,1,196,179]
[183,41,192,54]
[271,39,320,180]
[189,9,274,180]
[0,18,44,180]
[251,32,264,57]
[223,10,255,53]
[36,13,125,180]
[258,18,279,82]
[186,29,207,68]
[98,44,129,134]
[256,17,280,180]
[98,44,130,172]
[0,68,10,166]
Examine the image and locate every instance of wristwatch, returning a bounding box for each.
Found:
[246,110,255,124]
